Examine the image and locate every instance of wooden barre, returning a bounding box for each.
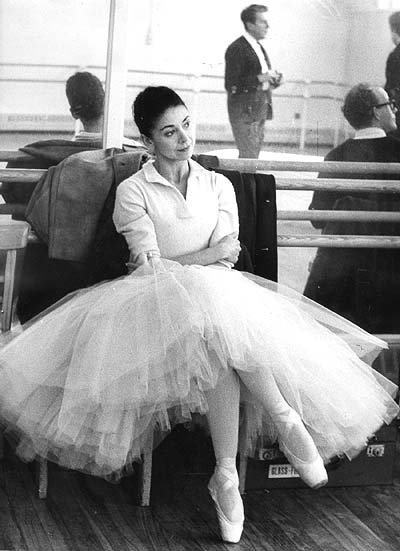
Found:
[2,153,400,175]
[217,158,400,174]
[25,231,400,248]
[275,177,400,192]
[0,150,34,163]
[0,204,27,216]
[21,231,400,248]
[10,229,400,250]
[277,234,400,248]
[278,210,400,222]
[3,170,400,194]
[0,168,46,182]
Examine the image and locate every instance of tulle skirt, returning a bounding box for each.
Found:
[0,259,398,479]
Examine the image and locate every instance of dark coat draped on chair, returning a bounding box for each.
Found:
[17,149,277,321]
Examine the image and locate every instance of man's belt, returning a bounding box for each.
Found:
[228,84,265,95]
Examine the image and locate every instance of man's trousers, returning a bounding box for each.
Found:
[227,90,272,159]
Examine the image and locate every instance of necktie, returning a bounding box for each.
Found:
[257,42,271,70]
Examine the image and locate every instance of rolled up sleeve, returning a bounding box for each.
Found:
[209,173,239,245]
[113,180,160,263]
[208,173,239,269]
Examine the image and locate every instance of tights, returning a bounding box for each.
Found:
[206,366,317,469]
[205,365,324,523]
[205,368,240,461]
[205,369,241,520]
[239,369,313,463]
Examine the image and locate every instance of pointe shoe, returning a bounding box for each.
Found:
[208,467,244,543]
[277,409,328,489]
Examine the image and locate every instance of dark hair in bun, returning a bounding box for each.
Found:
[133,86,186,137]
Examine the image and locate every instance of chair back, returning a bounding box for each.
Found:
[0,222,30,332]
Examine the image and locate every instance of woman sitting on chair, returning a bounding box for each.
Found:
[0,86,398,544]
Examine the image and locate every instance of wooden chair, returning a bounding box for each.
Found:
[0,221,31,459]
[0,157,277,504]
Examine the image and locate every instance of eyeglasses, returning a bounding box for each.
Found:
[374,100,397,112]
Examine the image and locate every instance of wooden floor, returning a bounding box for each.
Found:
[1,430,400,551]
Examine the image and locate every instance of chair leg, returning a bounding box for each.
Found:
[238,407,248,495]
[138,432,154,506]
[238,453,248,495]
[36,458,48,499]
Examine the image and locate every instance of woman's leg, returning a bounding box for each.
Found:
[205,368,240,460]
[237,368,327,488]
[205,368,244,543]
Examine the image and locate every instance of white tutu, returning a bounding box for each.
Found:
[0,259,398,478]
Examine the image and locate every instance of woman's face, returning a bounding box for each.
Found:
[146,104,194,163]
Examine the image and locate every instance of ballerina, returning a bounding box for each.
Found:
[0,86,398,545]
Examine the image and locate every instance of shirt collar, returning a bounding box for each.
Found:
[142,158,203,185]
[243,31,262,50]
[353,127,387,140]
[73,131,102,142]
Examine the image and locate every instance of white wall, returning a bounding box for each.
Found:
[0,0,109,66]
[0,0,396,141]
[122,0,353,135]
[121,0,349,80]
[345,9,394,86]
[0,0,109,120]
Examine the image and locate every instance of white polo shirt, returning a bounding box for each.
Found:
[113,159,239,264]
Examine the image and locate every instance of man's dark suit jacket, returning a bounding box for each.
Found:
[385,43,400,98]
[309,136,400,227]
[385,43,400,131]
[225,36,273,119]
[304,136,400,333]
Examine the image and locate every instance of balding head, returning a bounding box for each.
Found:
[342,83,397,133]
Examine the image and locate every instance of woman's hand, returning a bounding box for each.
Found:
[216,233,241,264]
[126,252,147,274]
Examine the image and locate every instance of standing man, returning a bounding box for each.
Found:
[225,4,282,158]
[385,11,400,132]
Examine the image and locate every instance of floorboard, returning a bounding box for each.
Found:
[1,436,400,551]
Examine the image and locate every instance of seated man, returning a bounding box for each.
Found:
[304,83,400,333]
[66,71,105,143]
[3,71,144,208]
[66,71,142,148]
[2,71,106,207]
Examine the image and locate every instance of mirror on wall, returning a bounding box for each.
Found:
[0,0,109,150]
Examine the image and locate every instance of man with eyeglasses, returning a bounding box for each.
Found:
[308,83,398,220]
[304,83,400,335]
[224,4,282,158]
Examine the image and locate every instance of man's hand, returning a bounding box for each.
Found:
[257,72,271,83]
[257,70,283,88]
